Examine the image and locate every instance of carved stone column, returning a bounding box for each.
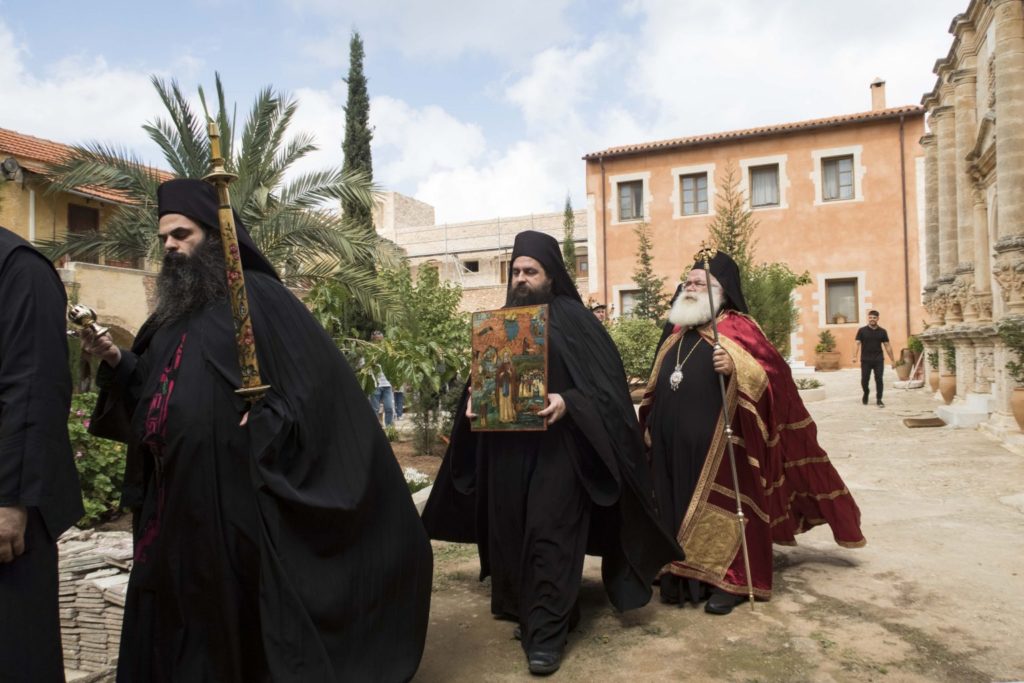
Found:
[953,69,977,276]
[954,338,974,402]
[933,104,959,275]
[992,0,1024,314]
[970,186,993,321]
[973,339,994,394]
[922,134,940,286]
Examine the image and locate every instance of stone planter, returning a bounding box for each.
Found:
[895,363,911,381]
[938,373,956,405]
[815,351,841,372]
[798,387,826,402]
[1011,388,1024,432]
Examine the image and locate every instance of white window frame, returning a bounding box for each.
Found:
[670,163,716,219]
[809,145,865,206]
[739,154,789,211]
[812,271,868,328]
[612,284,641,319]
[608,172,651,225]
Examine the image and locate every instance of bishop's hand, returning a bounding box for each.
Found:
[712,345,734,376]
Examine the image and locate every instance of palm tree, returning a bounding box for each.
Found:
[43,73,402,323]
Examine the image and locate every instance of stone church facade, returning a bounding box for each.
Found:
[920,0,1024,441]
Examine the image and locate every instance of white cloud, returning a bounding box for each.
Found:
[290,0,576,65]
[0,20,170,163]
[625,0,968,138]
[371,95,487,184]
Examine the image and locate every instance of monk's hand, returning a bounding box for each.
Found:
[0,505,28,564]
[712,345,734,376]
[465,387,477,420]
[80,327,121,367]
[537,392,566,425]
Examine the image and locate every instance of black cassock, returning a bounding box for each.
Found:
[91,270,432,682]
[0,228,84,683]
[423,295,682,653]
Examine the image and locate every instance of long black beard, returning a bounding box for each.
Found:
[509,279,553,306]
[152,234,229,326]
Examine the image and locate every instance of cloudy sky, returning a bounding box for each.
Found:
[1,0,966,223]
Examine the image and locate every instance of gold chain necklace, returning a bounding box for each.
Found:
[669,335,703,391]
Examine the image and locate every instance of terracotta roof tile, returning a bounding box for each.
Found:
[582,105,925,160]
[0,127,173,204]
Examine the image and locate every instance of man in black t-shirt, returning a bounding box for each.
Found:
[853,310,895,407]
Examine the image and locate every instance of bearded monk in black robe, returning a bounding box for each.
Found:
[82,179,432,682]
[423,230,682,676]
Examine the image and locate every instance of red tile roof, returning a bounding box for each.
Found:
[0,127,173,203]
[582,105,925,160]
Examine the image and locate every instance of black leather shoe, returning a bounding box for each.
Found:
[513,625,522,641]
[877,400,885,408]
[704,589,743,615]
[862,392,869,405]
[527,650,562,676]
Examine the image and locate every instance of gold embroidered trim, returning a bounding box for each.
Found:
[784,455,832,469]
[709,483,770,524]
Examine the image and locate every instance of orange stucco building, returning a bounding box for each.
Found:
[583,85,927,367]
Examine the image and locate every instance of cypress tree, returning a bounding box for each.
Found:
[342,31,374,231]
[561,194,577,281]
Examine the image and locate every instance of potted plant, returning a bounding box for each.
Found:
[814,330,841,371]
[939,340,956,405]
[894,357,911,381]
[998,318,1024,430]
[926,349,940,392]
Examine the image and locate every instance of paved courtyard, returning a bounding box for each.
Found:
[417,369,1024,682]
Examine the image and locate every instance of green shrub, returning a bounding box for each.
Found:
[68,392,125,527]
[743,262,811,357]
[926,349,939,370]
[607,317,664,384]
[795,378,823,390]
[998,318,1024,385]
[815,330,837,353]
[907,335,924,355]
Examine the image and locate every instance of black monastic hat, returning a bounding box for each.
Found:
[688,249,748,314]
[505,230,582,304]
[157,178,278,279]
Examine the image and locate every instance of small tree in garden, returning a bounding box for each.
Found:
[630,221,670,321]
[607,317,663,385]
[706,164,809,356]
[562,195,577,281]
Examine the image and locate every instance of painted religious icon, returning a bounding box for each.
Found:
[470,304,549,432]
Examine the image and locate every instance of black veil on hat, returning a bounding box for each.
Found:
[689,249,748,314]
[505,230,582,305]
[157,178,278,279]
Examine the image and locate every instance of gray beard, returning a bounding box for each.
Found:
[668,289,723,328]
[152,234,229,326]
[509,279,553,306]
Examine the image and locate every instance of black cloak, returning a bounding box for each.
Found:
[90,182,432,682]
[423,231,682,613]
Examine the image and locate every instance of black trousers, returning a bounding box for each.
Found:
[861,358,885,400]
[0,508,65,682]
